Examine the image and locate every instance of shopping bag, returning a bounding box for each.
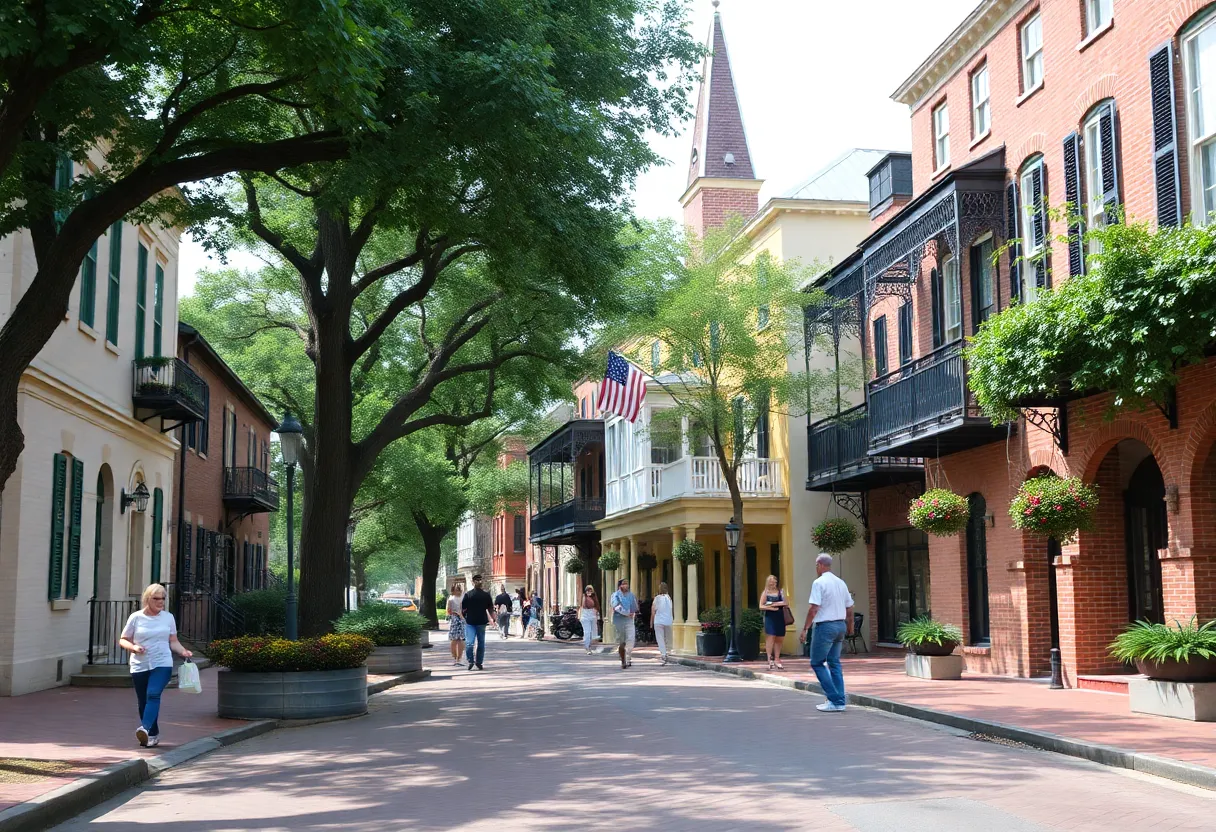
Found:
[177,660,203,694]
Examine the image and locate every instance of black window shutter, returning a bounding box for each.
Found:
[873,316,888,378]
[1005,182,1021,302]
[48,453,67,600]
[183,522,193,585]
[67,457,84,598]
[969,245,983,334]
[898,303,913,365]
[200,387,210,455]
[243,541,251,588]
[150,487,163,583]
[1149,43,1182,227]
[1063,132,1085,277]
[930,267,943,348]
[1032,164,1050,289]
[1099,101,1121,216]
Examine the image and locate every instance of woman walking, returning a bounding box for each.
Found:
[118,584,192,748]
[446,585,467,666]
[651,581,674,664]
[579,586,600,654]
[758,574,788,670]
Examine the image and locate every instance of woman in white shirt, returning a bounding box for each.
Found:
[119,584,192,748]
[651,582,675,665]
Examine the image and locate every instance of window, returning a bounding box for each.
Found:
[150,487,163,584]
[942,255,963,343]
[1186,18,1216,221]
[513,515,525,552]
[1020,12,1044,92]
[966,493,990,645]
[79,240,98,328]
[971,236,996,330]
[134,243,148,359]
[1081,111,1106,251]
[873,315,889,378]
[223,407,237,470]
[897,302,913,366]
[1020,157,1047,301]
[1085,0,1112,36]
[933,102,950,169]
[755,393,771,459]
[152,262,164,356]
[247,426,256,467]
[869,162,892,208]
[54,154,72,229]
[48,453,84,601]
[105,222,122,345]
[757,304,769,330]
[651,340,661,370]
[971,64,990,137]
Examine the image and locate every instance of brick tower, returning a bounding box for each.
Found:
[680,2,763,237]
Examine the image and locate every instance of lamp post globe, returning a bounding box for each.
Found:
[275,411,303,640]
[276,411,303,466]
[723,517,742,664]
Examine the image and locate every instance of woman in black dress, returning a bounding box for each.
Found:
[758,574,789,670]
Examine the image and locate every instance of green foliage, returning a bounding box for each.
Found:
[597,550,622,571]
[231,590,287,637]
[967,219,1216,420]
[333,603,424,646]
[206,634,375,672]
[673,538,704,566]
[1109,618,1216,663]
[699,605,728,628]
[737,607,765,636]
[812,519,858,554]
[896,617,963,648]
[1010,475,1099,543]
[565,556,585,575]
[908,489,969,537]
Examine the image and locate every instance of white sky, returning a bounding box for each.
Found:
[178,0,977,297]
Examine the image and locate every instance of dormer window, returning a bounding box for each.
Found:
[867,153,913,216]
[724,152,735,166]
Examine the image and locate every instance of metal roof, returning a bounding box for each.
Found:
[782,149,898,203]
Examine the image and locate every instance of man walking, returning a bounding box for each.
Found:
[494,585,513,639]
[609,578,639,669]
[461,575,495,671]
[799,553,854,712]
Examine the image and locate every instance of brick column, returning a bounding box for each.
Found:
[670,527,685,624]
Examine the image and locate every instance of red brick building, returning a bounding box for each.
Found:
[489,439,529,593]
[809,0,1216,685]
[171,323,278,635]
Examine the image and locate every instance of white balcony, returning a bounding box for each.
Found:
[605,456,785,516]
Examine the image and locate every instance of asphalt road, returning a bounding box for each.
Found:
[54,638,1216,831]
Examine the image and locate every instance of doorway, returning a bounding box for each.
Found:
[1124,456,1166,624]
[965,493,990,645]
[876,528,930,643]
[1047,537,1061,649]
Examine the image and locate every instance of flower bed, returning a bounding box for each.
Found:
[1010,475,1098,543]
[207,634,374,672]
[908,489,969,536]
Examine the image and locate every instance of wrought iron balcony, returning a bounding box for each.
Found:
[529,497,606,545]
[223,467,279,514]
[806,404,923,491]
[132,357,207,428]
[867,342,1008,457]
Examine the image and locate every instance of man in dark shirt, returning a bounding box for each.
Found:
[494,586,513,639]
[461,575,495,670]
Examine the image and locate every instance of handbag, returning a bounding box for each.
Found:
[781,591,795,626]
[177,659,203,695]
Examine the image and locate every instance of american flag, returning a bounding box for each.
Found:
[596,351,647,423]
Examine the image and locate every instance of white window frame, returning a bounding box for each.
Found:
[973,234,996,325]
[933,102,950,169]
[971,64,990,138]
[1020,158,1045,303]
[1184,13,1216,223]
[1020,12,1044,93]
[1085,0,1113,37]
[942,254,962,344]
[1083,109,1107,252]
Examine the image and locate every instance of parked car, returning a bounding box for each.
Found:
[383,597,418,612]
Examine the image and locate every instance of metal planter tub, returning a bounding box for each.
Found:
[217,666,368,720]
[365,645,423,674]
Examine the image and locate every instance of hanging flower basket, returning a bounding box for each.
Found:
[597,550,621,571]
[1010,474,1098,543]
[812,518,858,554]
[564,557,585,574]
[909,489,969,536]
[674,538,704,566]
[638,552,657,570]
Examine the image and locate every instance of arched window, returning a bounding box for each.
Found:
[1018,156,1047,303]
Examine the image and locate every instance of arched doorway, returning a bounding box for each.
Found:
[966,493,990,645]
[93,465,115,600]
[1125,455,1166,624]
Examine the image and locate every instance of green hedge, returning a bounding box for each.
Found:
[333,602,424,646]
[231,589,287,636]
[207,634,375,672]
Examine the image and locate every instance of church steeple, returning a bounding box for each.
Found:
[681,2,762,237]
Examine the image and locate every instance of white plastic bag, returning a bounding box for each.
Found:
[177,660,203,694]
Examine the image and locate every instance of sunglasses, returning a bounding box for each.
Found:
[151,596,165,601]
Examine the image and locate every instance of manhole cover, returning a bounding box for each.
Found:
[0,759,84,784]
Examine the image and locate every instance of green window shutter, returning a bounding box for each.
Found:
[67,457,84,598]
[93,471,105,599]
[135,243,148,359]
[153,263,164,356]
[79,239,98,327]
[48,454,67,600]
[106,222,122,344]
[150,487,163,583]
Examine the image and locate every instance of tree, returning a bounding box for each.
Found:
[0,0,406,489]
[610,219,833,637]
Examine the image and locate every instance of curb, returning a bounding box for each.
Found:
[368,668,431,694]
[663,653,1216,792]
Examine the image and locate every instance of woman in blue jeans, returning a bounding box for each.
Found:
[119,584,192,747]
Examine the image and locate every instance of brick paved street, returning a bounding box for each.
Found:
[53,640,1216,831]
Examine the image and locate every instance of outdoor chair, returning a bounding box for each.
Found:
[846,613,867,654]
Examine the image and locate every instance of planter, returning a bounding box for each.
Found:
[697,629,726,657]
[217,666,368,720]
[905,653,963,680]
[1129,678,1216,722]
[737,631,760,662]
[1134,656,1216,683]
[908,641,959,657]
[365,645,423,674]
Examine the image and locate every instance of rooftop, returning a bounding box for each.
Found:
[781,149,899,204]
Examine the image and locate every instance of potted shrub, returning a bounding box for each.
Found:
[597,550,621,571]
[908,489,969,537]
[812,518,858,554]
[1112,619,1216,721]
[696,606,728,657]
[674,538,704,566]
[897,617,964,680]
[733,607,764,662]
[1010,474,1098,543]
[335,603,425,674]
[208,633,375,719]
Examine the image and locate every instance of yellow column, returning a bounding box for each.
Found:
[601,540,616,645]
[670,527,685,624]
[628,536,639,591]
[685,524,700,627]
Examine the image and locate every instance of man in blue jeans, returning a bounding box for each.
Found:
[460,575,495,670]
[799,553,854,712]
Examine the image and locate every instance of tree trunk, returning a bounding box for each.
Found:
[414,514,448,630]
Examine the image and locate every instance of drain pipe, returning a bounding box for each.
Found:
[174,329,201,616]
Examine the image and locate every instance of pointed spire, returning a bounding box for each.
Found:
[686,4,755,187]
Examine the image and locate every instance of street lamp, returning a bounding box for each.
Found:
[722,517,742,664]
[276,411,303,640]
[345,519,356,612]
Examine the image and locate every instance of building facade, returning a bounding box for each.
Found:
[0,151,192,695]
[810,0,1216,685]
[488,439,529,595]
[455,512,492,591]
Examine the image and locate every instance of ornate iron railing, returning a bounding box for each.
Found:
[132,357,207,412]
[808,405,923,482]
[868,342,975,445]
[530,497,606,541]
[86,597,139,665]
[223,466,280,510]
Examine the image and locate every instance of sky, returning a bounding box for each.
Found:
[177,0,978,297]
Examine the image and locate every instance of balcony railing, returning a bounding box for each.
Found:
[223,467,280,513]
[606,456,784,515]
[530,497,606,543]
[132,357,208,424]
[807,404,923,490]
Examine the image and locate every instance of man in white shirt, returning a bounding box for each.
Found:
[798,553,854,712]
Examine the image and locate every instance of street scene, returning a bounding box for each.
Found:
[3,0,1216,829]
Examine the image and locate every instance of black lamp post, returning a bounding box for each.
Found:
[120,482,150,514]
[722,517,742,664]
[345,519,356,612]
[276,411,303,641]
